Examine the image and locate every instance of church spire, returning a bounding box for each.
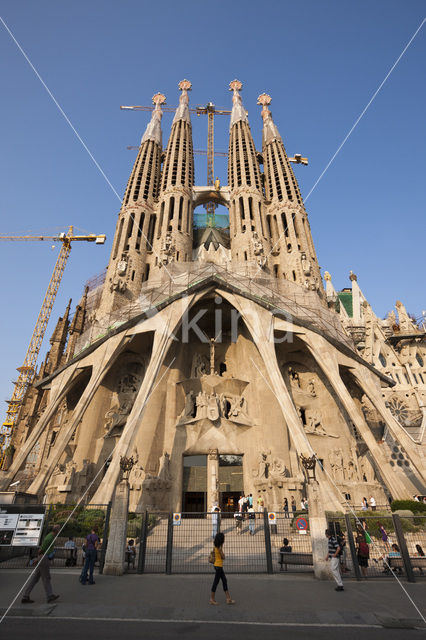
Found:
[258,93,324,294]
[228,80,271,269]
[172,78,191,125]
[153,80,194,268]
[229,78,248,129]
[98,92,165,315]
[141,91,165,146]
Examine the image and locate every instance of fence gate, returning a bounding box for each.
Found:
[130,511,314,574]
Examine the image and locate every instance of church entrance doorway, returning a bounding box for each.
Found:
[218,455,243,513]
[182,455,207,513]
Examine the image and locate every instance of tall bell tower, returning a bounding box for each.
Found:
[152,79,195,269]
[98,91,165,314]
[258,93,324,294]
[228,80,271,270]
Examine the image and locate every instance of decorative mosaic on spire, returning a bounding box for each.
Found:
[172,79,192,125]
[229,79,248,130]
[141,92,166,145]
[257,93,282,145]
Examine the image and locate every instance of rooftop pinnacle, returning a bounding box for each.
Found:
[172,79,192,125]
[141,92,166,146]
[257,93,282,145]
[229,79,248,130]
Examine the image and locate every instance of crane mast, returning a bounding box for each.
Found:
[0,225,106,468]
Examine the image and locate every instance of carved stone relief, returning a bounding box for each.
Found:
[104,361,145,439]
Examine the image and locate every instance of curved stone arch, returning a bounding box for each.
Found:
[192,188,230,209]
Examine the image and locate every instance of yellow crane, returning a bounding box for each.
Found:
[0,226,106,468]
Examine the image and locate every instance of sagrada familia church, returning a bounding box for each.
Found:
[1,80,425,513]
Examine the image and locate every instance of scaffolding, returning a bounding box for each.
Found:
[72,262,354,358]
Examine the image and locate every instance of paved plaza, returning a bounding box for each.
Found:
[0,570,425,638]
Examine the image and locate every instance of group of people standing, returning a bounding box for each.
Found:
[283,496,307,517]
[361,496,377,511]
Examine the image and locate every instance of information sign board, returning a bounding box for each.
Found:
[12,514,45,546]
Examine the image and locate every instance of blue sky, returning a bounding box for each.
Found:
[0,1,425,405]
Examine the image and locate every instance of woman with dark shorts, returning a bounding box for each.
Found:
[210,532,235,605]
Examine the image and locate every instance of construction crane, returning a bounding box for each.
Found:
[0,226,106,468]
[194,103,231,227]
[121,101,231,227]
[127,146,227,157]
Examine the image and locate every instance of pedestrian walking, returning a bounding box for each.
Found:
[211,507,220,539]
[369,496,376,511]
[248,507,255,535]
[209,532,235,605]
[80,527,99,585]
[283,497,289,518]
[377,521,390,551]
[325,529,344,591]
[291,496,296,516]
[361,497,368,511]
[247,493,253,508]
[234,511,243,534]
[21,524,60,604]
[257,494,264,512]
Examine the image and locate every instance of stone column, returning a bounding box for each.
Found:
[103,478,129,576]
[306,480,330,580]
[208,449,219,509]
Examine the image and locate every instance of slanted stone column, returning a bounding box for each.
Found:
[103,478,129,576]
[301,332,411,497]
[300,456,329,580]
[306,480,329,580]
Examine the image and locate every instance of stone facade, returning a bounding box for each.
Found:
[2,80,425,513]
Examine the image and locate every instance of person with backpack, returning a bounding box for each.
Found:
[356,534,370,577]
[209,532,235,605]
[21,524,60,604]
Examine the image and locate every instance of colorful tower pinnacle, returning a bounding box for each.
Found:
[258,93,323,293]
[228,80,271,269]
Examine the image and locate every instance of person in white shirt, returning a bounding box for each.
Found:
[369,496,376,511]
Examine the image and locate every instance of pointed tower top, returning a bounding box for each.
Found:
[229,79,248,129]
[172,79,192,125]
[141,92,166,145]
[257,93,282,145]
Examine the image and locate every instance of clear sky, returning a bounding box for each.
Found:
[0,1,425,407]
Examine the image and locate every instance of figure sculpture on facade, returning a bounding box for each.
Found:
[179,390,196,422]
[158,452,172,482]
[191,353,208,378]
[104,399,133,439]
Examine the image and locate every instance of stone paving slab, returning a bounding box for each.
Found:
[0,571,424,630]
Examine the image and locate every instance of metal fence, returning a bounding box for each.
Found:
[127,511,313,575]
[327,513,426,581]
[0,503,111,572]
